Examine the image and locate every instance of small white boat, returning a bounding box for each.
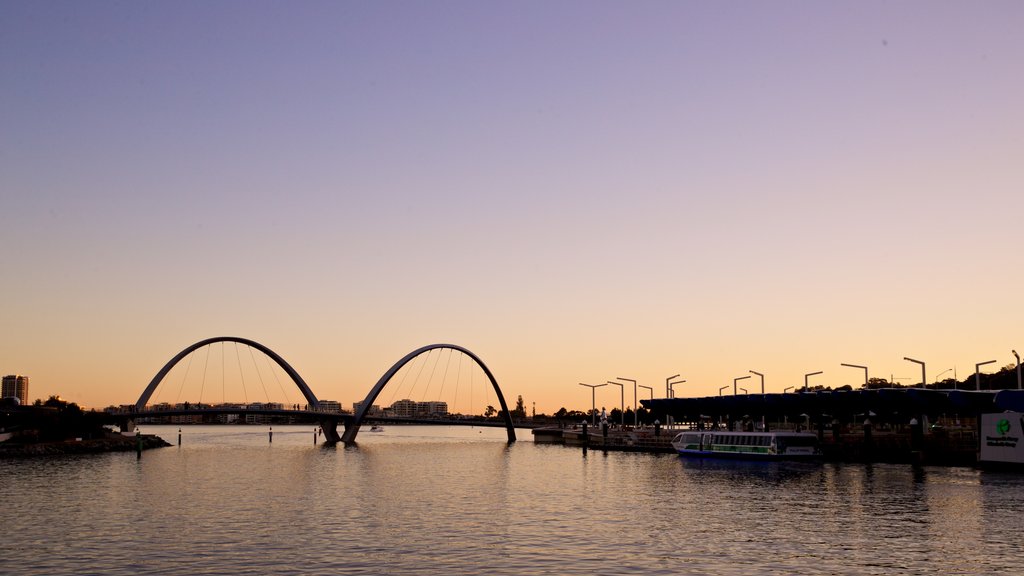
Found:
[671,430,820,460]
[369,425,384,433]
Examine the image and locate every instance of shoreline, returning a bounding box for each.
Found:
[0,434,171,458]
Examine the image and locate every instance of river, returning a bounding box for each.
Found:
[2,424,1022,575]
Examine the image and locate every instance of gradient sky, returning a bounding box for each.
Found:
[2,1,1022,412]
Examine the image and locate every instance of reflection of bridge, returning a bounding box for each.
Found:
[126,337,517,445]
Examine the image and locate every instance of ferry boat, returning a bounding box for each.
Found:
[671,430,820,460]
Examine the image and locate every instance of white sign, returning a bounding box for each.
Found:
[980,412,1024,464]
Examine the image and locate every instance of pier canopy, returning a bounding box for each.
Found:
[642,388,1002,424]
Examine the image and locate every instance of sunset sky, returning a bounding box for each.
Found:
[3,1,1022,413]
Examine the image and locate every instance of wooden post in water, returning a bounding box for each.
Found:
[178,428,181,446]
[269,426,273,443]
[136,430,142,459]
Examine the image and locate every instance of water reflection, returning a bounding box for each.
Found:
[2,426,1023,575]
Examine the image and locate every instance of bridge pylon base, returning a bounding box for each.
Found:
[319,419,341,444]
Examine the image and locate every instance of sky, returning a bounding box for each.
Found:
[2,1,1022,413]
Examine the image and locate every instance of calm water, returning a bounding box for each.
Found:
[3,425,1022,575]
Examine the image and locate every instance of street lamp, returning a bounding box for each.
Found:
[1013,350,1021,390]
[740,387,748,394]
[668,378,686,398]
[975,360,997,390]
[606,381,625,427]
[718,386,728,397]
[634,383,651,424]
[734,375,751,396]
[784,386,794,393]
[903,357,926,388]
[665,374,680,398]
[616,377,637,427]
[639,384,653,402]
[804,371,823,392]
[578,383,607,426]
[840,363,868,388]
[934,368,952,386]
[749,370,764,394]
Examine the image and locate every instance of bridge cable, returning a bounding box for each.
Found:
[388,349,431,407]
[247,345,272,405]
[421,348,444,401]
[168,350,196,407]
[452,351,464,415]
[436,347,454,401]
[262,351,294,409]
[383,350,421,408]
[234,342,248,404]
[199,343,212,405]
[221,341,226,405]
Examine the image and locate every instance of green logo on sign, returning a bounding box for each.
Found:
[996,419,1011,435]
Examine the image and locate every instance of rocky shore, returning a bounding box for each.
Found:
[0,434,171,457]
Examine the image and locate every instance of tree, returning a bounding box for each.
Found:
[484,405,496,418]
[512,395,526,419]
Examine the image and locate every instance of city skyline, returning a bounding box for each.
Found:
[3,2,1022,412]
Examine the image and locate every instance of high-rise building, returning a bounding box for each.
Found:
[2,375,29,405]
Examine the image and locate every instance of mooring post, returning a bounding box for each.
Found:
[313,427,317,445]
[269,426,273,443]
[136,430,142,459]
[178,428,181,446]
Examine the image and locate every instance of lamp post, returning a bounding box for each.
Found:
[1013,350,1021,390]
[606,381,625,427]
[579,383,607,426]
[616,377,637,427]
[638,385,653,426]
[934,368,952,387]
[665,374,680,398]
[749,370,764,394]
[668,378,686,398]
[784,386,794,393]
[840,363,868,388]
[975,360,997,390]
[740,387,748,394]
[734,375,751,396]
[804,371,823,392]
[718,386,729,397]
[903,357,926,388]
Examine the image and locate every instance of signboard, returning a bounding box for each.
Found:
[980,412,1024,465]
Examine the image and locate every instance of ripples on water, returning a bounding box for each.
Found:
[3,425,1023,575]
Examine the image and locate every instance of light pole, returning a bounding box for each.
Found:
[903,357,926,388]
[784,386,794,393]
[639,385,653,402]
[975,360,997,390]
[934,368,952,386]
[665,374,680,398]
[749,370,764,394]
[666,377,685,429]
[579,383,607,426]
[740,387,748,394]
[718,386,729,396]
[616,377,637,427]
[734,375,751,396]
[606,381,625,427]
[804,371,823,392]
[840,363,868,388]
[1013,350,1021,390]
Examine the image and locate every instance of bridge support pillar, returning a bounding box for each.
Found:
[319,419,341,444]
[120,418,136,434]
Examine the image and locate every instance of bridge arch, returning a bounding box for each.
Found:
[341,344,516,444]
[134,336,321,412]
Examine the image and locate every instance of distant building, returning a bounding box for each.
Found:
[2,375,29,405]
[318,400,342,413]
[418,401,448,416]
[353,401,381,415]
[390,399,417,417]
